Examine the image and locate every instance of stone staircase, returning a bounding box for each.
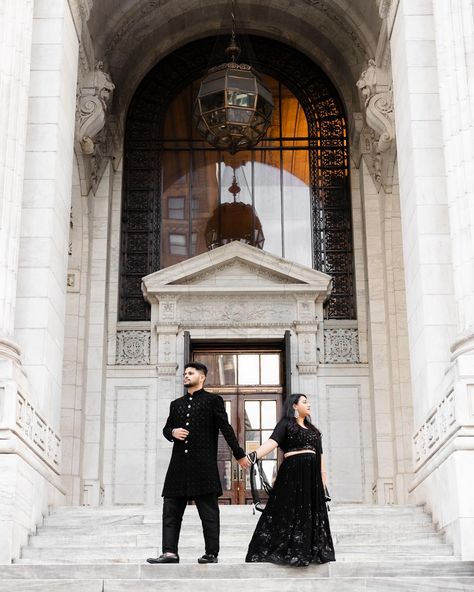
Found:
[1,504,473,591]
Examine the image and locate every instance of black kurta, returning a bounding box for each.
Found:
[162,389,245,498]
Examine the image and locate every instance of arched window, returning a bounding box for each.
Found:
[120,37,355,321]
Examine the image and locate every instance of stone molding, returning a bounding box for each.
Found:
[116,330,151,365]
[356,59,396,193]
[413,390,457,471]
[324,328,360,363]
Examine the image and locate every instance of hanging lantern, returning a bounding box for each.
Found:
[193,6,274,154]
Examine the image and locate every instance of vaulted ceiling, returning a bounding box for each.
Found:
[83,0,383,120]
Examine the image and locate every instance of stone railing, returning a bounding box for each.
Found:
[413,390,457,470]
[14,390,61,473]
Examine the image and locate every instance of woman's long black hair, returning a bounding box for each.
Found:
[283,393,320,435]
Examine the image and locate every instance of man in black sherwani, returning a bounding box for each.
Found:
[147,361,249,564]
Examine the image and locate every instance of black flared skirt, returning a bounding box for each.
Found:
[245,453,336,567]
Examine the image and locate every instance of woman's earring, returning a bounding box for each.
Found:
[294,409,299,418]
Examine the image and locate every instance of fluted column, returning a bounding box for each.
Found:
[0,0,33,366]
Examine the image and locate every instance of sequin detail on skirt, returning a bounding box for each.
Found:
[245,453,336,567]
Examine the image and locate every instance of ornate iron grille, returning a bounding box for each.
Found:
[120,36,355,321]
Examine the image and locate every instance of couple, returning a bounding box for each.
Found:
[146,362,335,567]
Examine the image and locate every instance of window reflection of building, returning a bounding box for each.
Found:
[160,75,313,269]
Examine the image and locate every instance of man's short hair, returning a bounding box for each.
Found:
[184,361,208,376]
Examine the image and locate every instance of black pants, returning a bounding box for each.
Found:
[162,494,220,556]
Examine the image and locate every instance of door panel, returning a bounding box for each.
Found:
[193,346,284,504]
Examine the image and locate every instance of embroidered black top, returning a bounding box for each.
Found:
[270,417,322,454]
[162,388,245,497]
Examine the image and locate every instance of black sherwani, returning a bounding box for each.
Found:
[162,388,245,498]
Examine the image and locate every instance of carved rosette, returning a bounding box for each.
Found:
[324,328,360,363]
[356,59,396,192]
[116,330,151,365]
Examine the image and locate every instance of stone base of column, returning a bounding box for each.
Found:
[0,347,65,563]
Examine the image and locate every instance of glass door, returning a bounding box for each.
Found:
[192,347,283,504]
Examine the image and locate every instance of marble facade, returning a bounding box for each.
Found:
[1,0,473,564]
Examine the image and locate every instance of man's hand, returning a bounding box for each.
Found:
[171,428,189,440]
[238,456,251,469]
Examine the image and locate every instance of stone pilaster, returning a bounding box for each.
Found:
[391,0,473,559]
[0,0,32,355]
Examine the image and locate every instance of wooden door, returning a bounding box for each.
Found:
[193,346,284,504]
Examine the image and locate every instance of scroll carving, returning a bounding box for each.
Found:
[76,60,115,155]
[75,60,118,195]
[356,59,396,193]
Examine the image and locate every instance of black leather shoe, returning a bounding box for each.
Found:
[197,553,218,564]
[146,553,179,564]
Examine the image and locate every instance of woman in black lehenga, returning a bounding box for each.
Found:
[245,393,335,567]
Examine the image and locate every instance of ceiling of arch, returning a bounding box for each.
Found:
[84,0,382,118]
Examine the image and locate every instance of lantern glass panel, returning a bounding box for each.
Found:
[200,92,225,113]
[227,90,255,107]
[227,76,256,92]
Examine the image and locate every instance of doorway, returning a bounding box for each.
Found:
[192,343,286,504]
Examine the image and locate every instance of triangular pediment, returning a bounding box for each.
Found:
[142,242,331,299]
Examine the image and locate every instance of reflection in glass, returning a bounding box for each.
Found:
[194,354,216,384]
[217,354,237,385]
[245,430,261,453]
[260,354,280,385]
[244,401,260,429]
[220,460,231,490]
[261,401,277,429]
[160,75,313,270]
[238,354,259,384]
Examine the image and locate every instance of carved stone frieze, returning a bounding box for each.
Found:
[324,328,360,363]
[16,391,61,472]
[116,330,151,365]
[413,390,456,469]
[356,59,396,193]
[178,295,295,326]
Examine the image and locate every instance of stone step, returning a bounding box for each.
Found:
[18,544,455,563]
[41,513,433,528]
[2,577,474,592]
[3,560,474,579]
[28,530,445,548]
[44,505,432,519]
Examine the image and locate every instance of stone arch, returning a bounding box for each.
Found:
[119,35,355,321]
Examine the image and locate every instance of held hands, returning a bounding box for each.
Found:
[172,427,189,440]
[238,456,251,469]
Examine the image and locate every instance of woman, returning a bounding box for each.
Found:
[245,393,335,567]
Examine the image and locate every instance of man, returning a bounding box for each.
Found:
[147,362,250,565]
